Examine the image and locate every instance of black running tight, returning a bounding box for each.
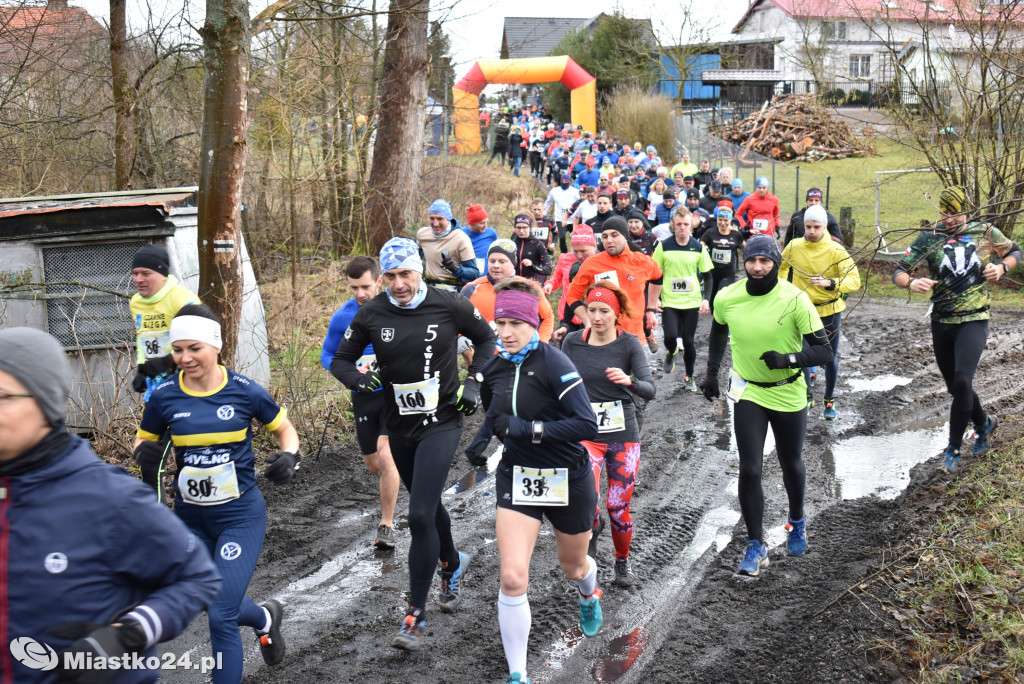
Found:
[662,307,699,375]
[931,319,988,449]
[389,428,462,610]
[734,400,807,542]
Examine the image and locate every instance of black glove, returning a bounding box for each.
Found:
[699,375,720,402]
[139,354,175,378]
[440,249,460,275]
[264,451,299,485]
[132,369,148,394]
[759,350,796,370]
[454,378,480,415]
[465,442,488,467]
[353,369,383,394]
[50,620,147,684]
[133,440,165,471]
[490,413,510,442]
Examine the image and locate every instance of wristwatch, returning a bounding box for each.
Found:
[470,372,483,383]
[788,354,797,366]
[531,421,544,444]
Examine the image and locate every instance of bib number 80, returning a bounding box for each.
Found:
[186,476,215,499]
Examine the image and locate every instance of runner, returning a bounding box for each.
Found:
[892,186,1020,473]
[530,198,557,254]
[511,212,553,284]
[562,282,656,587]
[2,326,221,683]
[700,207,745,318]
[544,226,597,338]
[331,237,496,650]
[699,236,833,576]
[473,279,602,684]
[544,173,579,253]
[462,204,498,276]
[571,186,599,230]
[321,256,398,548]
[129,243,200,499]
[779,205,862,419]
[785,188,844,245]
[735,176,780,237]
[417,199,479,291]
[559,217,663,352]
[652,208,713,389]
[135,304,301,681]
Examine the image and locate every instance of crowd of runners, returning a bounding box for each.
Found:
[3,106,1020,684]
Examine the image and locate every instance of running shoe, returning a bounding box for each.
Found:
[374,524,396,549]
[972,414,999,455]
[256,599,286,665]
[806,392,815,411]
[822,398,837,421]
[438,551,471,613]
[684,376,698,393]
[391,608,426,651]
[737,540,769,576]
[785,517,807,556]
[613,559,635,588]
[505,674,531,684]
[578,588,603,637]
[663,350,675,373]
[646,335,659,353]
[809,368,817,384]
[938,445,961,474]
[587,516,604,559]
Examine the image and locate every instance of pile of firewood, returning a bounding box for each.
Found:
[710,94,874,163]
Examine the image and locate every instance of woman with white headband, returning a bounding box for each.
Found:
[134,303,300,683]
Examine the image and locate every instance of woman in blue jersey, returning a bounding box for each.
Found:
[134,304,300,683]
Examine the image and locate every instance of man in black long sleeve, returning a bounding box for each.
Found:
[785,188,844,245]
[331,237,496,652]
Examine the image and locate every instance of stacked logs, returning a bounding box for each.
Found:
[710,94,874,163]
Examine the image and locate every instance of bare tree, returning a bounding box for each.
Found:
[364,0,428,249]
[110,0,133,190]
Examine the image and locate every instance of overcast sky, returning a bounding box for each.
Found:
[73,0,751,75]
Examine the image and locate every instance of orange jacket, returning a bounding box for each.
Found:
[461,277,554,343]
[565,250,662,339]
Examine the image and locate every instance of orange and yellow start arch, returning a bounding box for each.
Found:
[452,56,596,155]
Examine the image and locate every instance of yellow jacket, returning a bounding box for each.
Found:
[779,237,860,317]
[129,275,200,364]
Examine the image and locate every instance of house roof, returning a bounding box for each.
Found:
[0,2,106,69]
[731,0,1024,32]
[501,16,598,59]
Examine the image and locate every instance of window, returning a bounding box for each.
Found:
[850,54,871,78]
[821,20,848,39]
[42,241,142,349]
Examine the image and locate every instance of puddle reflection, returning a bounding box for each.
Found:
[828,421,948,499]
[845,373,911,393]
[592,627,649,682]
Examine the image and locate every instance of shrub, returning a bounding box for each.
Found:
[598,85,675,160]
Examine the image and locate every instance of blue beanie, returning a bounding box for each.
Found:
[379,237,423,273]
[428,199,453,222]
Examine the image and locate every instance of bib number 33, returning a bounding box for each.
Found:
[512,466,569,506]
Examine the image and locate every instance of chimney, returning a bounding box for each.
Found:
[48,0,69,10]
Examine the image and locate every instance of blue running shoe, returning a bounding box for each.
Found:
[938,445,961,474]
[786,517,807,556]
[822,398,837,421]
[972,415,999,455]
[505,673,531,684]
[391,608,426,651]
[737,540,769,576]
[578,588,603,637]
[438,551,471,613]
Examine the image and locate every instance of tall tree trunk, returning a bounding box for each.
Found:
[197,0,250,364]
[109,0,134,189]
[364,0,428,250]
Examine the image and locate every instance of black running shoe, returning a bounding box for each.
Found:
[256,599,286,665]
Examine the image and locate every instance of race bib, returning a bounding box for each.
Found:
[594,270,619,286]
[433,283,458,292]
[511,465,569,506]
[178,462,240,506]
[393,377,440,415]
[356,354,379,373]
[752,218,769,234]
[728,369,748,403]
[711,248,732,265]
[671,277,697,294]
[532,226,549,241]
[591,401,626,434]
[141,332,170,359]
[476,258,486,273]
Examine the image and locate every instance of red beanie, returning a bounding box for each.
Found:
[466,204,488,224]
[571,225,596,246]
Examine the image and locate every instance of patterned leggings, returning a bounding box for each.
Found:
[582,440,641,561]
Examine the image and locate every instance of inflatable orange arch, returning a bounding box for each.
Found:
[452,56,596,155]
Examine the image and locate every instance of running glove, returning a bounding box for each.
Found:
[699,375,720,401]
[465,442,488,467]
[454,378,480,415]
[49,620,147,684]
[440,250,460,275]
[133,440,165,471]
[139,354,175,378]
[353,369,383,393]
[131,370,148,393]
[759,350,798,370]
[264,451,300,485]
[489,413,510,441]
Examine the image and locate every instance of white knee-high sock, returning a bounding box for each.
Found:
[498,590,531,678]
[574,556,598,597]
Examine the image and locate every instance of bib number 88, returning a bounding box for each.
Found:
[145,338,162,356]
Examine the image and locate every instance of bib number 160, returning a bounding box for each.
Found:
[397,390,427,411]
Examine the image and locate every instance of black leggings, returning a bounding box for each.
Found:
[662,307,699,375]
[389,428,462,610]
[559,222,574,253]
[932,319,988,448]
[708,271,735,317]
[734,400,807,542]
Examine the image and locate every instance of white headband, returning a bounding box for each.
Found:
[169,315,222,351]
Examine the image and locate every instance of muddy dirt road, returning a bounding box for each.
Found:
[161,299,1024,683]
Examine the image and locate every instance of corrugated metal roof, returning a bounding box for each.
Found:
[0,187,198,219]
[501,16,597,59]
